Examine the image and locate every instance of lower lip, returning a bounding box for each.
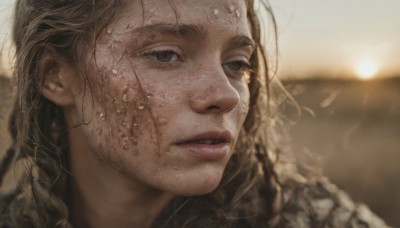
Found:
[176,143,229,160]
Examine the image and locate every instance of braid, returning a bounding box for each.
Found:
[0,0,119,226]
[0,91,71,227]
[1,98,71,227]
[0,147,17,227]
[0,100,18,188]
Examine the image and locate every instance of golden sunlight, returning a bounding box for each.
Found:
[355,59,379,80]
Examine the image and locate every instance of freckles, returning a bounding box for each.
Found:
[238,100,249,121]
[113,91,148,153]
[96,111,107,121]
[99,24,126,53]
[91,67,127,104]
[89,71,152,158]
[238,89,250,117]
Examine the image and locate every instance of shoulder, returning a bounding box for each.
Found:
[279,177,390,228]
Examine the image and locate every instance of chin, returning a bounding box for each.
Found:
[166,167,225,196]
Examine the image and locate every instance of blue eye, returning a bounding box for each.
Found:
[226,61,248,71]
[223,60,252,76]
[148,50,179,63]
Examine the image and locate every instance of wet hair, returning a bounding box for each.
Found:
[0,0,283,227]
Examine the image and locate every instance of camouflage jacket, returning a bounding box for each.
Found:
[278,177,390,228]
[0,177,390,227]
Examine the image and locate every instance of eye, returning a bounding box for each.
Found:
[225,61,249,71]
[145,50,180,63]
[223,60,252,77]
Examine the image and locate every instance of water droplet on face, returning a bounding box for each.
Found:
[145,91,154,99]
[106,27,113,34]
[158,118,168,125]
[213,8,219,16]
[235,9,241,18]
[133,122,138,128]
[228,5,235,13]
[112,69,118,75]
[97,112,106,121]
[122,121,128,128]
[137,103,145,110]
[122,93,128,102]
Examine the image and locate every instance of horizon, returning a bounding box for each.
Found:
[268,0,400,80]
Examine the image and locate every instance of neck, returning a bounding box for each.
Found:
[66,126,174,228]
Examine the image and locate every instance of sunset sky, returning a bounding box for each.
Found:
[269,0,400,79]
[1,0,399,79]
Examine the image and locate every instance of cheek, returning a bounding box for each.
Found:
[81,66,161,167]
[237,83,250,121]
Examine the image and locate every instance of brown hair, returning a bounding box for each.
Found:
[0,0,282,227]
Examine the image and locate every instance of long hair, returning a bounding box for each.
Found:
[0,0,282,227]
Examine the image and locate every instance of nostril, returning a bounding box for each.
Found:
[205,105,221,112]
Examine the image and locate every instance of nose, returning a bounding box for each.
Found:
[189,70,240,114]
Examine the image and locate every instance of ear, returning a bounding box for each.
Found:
[39,48,77,107]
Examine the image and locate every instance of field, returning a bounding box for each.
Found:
[1,76,399,226]
[283,78,400,227]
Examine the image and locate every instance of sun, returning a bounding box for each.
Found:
[355,59,379,80]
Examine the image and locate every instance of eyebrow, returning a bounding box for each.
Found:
[128,23,255,49]
[130,23,208,40]
[229,35,256,51]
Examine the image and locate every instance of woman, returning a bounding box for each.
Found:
[0,0,389,227]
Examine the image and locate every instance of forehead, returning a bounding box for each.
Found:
[116,0,250,35]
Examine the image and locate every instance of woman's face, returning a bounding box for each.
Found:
[73,0,253,195]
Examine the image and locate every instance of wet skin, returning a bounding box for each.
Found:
[62,0,253,226]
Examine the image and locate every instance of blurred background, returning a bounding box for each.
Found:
[0,0,399,226]
[268,0,400,226]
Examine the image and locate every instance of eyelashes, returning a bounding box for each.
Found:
[144,49,181,63]
[222,60,253,78]
[142,48,183,69]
